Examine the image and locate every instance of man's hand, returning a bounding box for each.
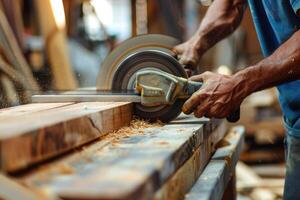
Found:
[182,71,248,118]
[173,0,246,70]
[172,36,203,68]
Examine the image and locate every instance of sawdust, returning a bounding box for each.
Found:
[56,163,75,175]
[155,141,169,145]
[100,119,163,142]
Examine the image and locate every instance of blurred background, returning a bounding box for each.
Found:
[0,0,285,199]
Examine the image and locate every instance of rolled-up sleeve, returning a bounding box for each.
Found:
[290,0,300,15]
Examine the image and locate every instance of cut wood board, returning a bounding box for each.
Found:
[153,121,229,200]
[184,126,245,200]
[0,102,133,172]
[0,174,49,200]
[17,116,225,200]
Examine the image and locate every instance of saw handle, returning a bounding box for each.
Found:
[187,81,203,95]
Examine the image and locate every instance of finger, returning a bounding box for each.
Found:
[182,91,207,114]
[204,104,221,118]
[194,102,210,118]
[189,71,213,82]
[179,56,197,67]
[172,46,183,56]
[188,74,204,82]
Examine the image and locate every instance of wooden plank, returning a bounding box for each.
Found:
[0,9,39,92]
[35,0,77,89]
[153,121,227,200]
[251,164,286,178]
[184,126,245,200]
[18,117,222,200]
[0,102,133,172]
[236,162,277,200]
[0,174,51,200]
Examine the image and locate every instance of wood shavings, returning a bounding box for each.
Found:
[56,163,74,175]
[100,119,163,142]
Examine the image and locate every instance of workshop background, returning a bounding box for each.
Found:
[0,0,284,200]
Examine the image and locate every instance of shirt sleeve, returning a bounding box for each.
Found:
[290,0,300,15]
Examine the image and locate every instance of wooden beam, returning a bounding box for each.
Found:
[18,116,224,200]
[0,174,52,200]
[184,126,245,200]
[153,122,228,200]
[0,102,133,172]
[236,162,277,199]
[0,9,39,92]
[35,0,77,89]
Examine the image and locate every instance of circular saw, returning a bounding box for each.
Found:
[32,34,240,123]
[96,34,188,122]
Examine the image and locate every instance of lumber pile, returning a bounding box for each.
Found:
[16,116,227,200]
[0,4,39,107]
[236,88,285,164]
[0,97,246,200]
[236,162,284,200]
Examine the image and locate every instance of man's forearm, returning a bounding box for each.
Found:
[235,30,300,95]
[194,0,247,55]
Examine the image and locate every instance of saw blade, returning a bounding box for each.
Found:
[96,34,181,90]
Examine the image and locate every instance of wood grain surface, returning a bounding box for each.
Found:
[18,116,224,200]
[185,126,245,200]
[153,121,228,200]
[0,102,133,172]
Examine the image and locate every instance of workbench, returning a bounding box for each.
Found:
[0,102,244,200]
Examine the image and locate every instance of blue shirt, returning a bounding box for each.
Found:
[248,0,300,137]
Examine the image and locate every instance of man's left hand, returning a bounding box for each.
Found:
[182,71,248,118]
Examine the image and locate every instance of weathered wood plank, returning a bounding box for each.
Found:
[0,102,133,172]
[153,121,227,200]
[18,117,220,200]
[184,126,244,200]
[0,174,49,200]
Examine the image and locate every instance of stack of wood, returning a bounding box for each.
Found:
[0,0,81,109]
[0,1,39,108]
[236,88,285,164]
[237,162,285,200]
[0,101,245,200]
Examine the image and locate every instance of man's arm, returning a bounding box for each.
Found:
[182,30,300,118]
[173,0,247,66]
